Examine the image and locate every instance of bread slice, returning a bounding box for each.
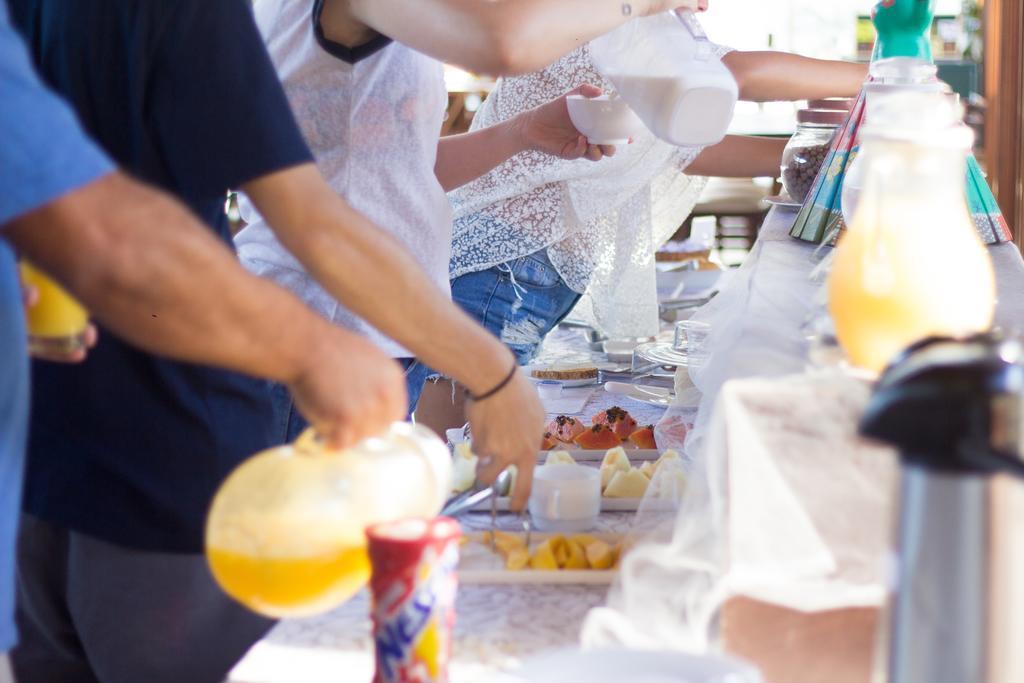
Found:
[530,364,598,381]
[655,249,712,263]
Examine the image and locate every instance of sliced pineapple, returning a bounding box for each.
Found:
[490,531,527,558]
[506,547,530,571]
[563,539,589,569]
[585,540,615,570]
[529,539,559,570]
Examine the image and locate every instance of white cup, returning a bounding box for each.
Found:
[528,465,601,533]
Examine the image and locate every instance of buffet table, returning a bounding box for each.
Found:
[229,206,1024,683]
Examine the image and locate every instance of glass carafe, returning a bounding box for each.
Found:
[19,261,90,359]
[828,93,995,374]
[205,422,452,618]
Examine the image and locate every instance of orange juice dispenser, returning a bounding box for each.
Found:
[827,91,995,374]
[205,423,452,618]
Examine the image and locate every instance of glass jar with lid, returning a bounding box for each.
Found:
[781,108,848,204]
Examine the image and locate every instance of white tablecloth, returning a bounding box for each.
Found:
[229,327,666,683]
[230,207,1024,681]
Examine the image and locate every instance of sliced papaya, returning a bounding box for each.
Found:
[574,424,622,450]
[628,425,657,449]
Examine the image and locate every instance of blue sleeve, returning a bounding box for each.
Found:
[0,2,114,225]
[149,0,313,198]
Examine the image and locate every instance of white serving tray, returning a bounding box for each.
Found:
[459,532,620,585]
[466,495,642,513]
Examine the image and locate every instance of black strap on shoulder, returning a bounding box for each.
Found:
[311,0,392,64]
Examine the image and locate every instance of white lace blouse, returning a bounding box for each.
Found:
[448,42,732,338]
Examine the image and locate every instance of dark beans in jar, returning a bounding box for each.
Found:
[782,143,832,204]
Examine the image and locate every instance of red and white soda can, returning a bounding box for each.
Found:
[367,517,461,683]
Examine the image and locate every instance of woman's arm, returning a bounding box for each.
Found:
[687,135,788,178]
[723,51,868,102]
[347,0,707,75]
[435,85,614,192]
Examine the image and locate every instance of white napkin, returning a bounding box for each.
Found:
[541,386,598,417]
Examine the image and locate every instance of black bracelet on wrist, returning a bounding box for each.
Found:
[465,361,518,402]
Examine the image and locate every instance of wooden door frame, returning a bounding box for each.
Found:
[985,0,1024,247]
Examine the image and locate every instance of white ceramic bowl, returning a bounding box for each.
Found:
[566,95,645,146]
[528,465,601,533]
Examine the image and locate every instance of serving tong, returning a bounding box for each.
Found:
[440,468,530,551]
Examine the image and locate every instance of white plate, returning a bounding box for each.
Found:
[522,364,600,388]
[633,342,690,369]
[459,532,620,585]
[762,194,802,208]
[542,448,661,462]
[604,381,675,407]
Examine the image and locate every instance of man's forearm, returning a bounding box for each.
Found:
[687,135,787,178]
[349,0,673,76]
[245,164,514,395]
[723,51,868,102]
[3,172,334,383]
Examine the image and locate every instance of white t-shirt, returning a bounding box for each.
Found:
[236,0,452,358]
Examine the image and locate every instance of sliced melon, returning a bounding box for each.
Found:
[604,469,650,499]
[545,451,578,467]
[600,446,632,490]
[451,443,479,494]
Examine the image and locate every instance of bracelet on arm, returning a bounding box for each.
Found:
[465,360,519,403]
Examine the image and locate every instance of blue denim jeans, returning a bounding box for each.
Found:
[269,358,431,444]
[450,249,582,365]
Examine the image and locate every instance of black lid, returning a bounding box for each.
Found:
[860,334,1024,476]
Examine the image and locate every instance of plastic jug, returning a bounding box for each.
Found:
[840,57,944,223]
[590,11,737,147]
[205,423,452,618]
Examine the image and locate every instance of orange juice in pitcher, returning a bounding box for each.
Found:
[19,261,89,358]
[828,91,994,374]
[206,424,451,618]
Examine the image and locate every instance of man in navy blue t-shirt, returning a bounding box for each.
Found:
[1,1,408,679]
[5,0,417,680]
[9,0,599,677]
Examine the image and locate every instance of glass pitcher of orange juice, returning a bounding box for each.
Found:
[19,261,89,358]
[205,422,452,618]
[828,91,995,374]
